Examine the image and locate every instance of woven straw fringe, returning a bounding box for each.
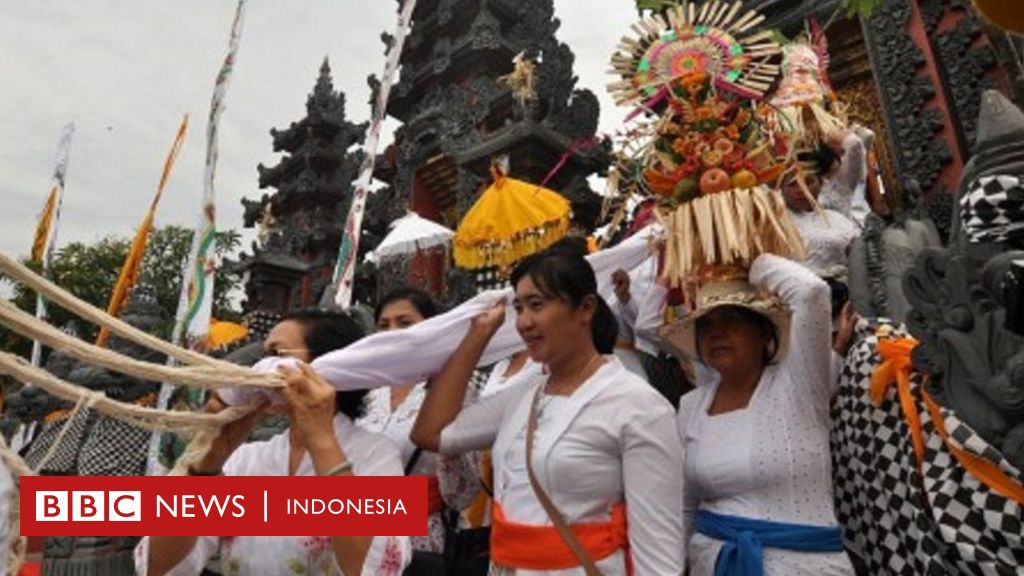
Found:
[662,186,807,285]
[773,102,848,148]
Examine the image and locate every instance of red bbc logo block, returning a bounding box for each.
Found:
[35,491,141,522]
[23,476,427,536]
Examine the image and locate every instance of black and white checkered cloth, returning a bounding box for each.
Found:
[22,411,153,476]
[76,416,153,476]
[831,323,1024,575]
[23,413,90,475]
[961,174,1024,247]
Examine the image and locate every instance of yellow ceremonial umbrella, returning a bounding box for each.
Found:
[206,319,249,350]
[454,169,571,269]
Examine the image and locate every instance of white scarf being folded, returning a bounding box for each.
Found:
[219,226,661,405]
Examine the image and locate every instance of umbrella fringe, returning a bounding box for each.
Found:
[453,215,570,269]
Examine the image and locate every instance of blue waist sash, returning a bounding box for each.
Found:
[694,509,844,576]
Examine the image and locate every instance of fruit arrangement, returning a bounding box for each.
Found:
[641,72,786,204]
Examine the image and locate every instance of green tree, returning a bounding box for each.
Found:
[1,225,243,357]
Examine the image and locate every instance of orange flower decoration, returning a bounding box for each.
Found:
[680,71,709,89]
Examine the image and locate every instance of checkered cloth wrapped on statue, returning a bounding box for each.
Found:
[961,174,1024,248]
[830,321,1024,575]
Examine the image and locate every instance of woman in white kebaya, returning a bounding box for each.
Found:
[673,254,856,575]
[138,310,411,576]
[411,243,685,575]
[357,287,480,554]
[782,163,861,279]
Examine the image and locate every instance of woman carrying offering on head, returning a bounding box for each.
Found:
[411,244,684,575]
[670,255,855,575]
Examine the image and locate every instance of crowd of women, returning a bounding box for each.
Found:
[137,126,879,576]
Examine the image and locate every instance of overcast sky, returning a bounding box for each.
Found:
[1,0,637,297]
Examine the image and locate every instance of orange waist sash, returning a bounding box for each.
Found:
[491,501,631,572]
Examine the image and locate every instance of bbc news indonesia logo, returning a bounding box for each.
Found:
[36,490,142,522]
[22,476,427,537]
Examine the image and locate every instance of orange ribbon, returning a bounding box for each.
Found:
[869,336,1024,505]
[870,337,925,466]
[921,391,1024,505]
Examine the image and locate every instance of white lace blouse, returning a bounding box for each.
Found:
[677,254,855,576]
[789,209,861,277]
[358,383,480,553]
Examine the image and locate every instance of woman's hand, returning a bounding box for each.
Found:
[279,362,338,452]
[833,301,858,357]
[612,269,631,304]
[826,128,856,153]
[194,395,270,475]
[470,298,507,336]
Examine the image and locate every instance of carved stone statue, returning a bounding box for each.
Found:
[847,179,943,323]
[831,90,1024,574]
[907,90,1024,467]
[904,248,1024,465]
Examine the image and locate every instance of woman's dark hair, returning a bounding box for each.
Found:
[694,306,781,366]
[374,286,439,322]
[798,144,839,176]
[281,309,370,420]
[509,241,618,354]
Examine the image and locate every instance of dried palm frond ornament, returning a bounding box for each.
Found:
[608,0,783,108]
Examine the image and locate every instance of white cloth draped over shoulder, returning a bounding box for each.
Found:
[220,227,660,405]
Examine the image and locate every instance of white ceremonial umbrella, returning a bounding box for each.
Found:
[373,211,454,260]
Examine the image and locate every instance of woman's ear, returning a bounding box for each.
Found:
[580,294,598,321]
